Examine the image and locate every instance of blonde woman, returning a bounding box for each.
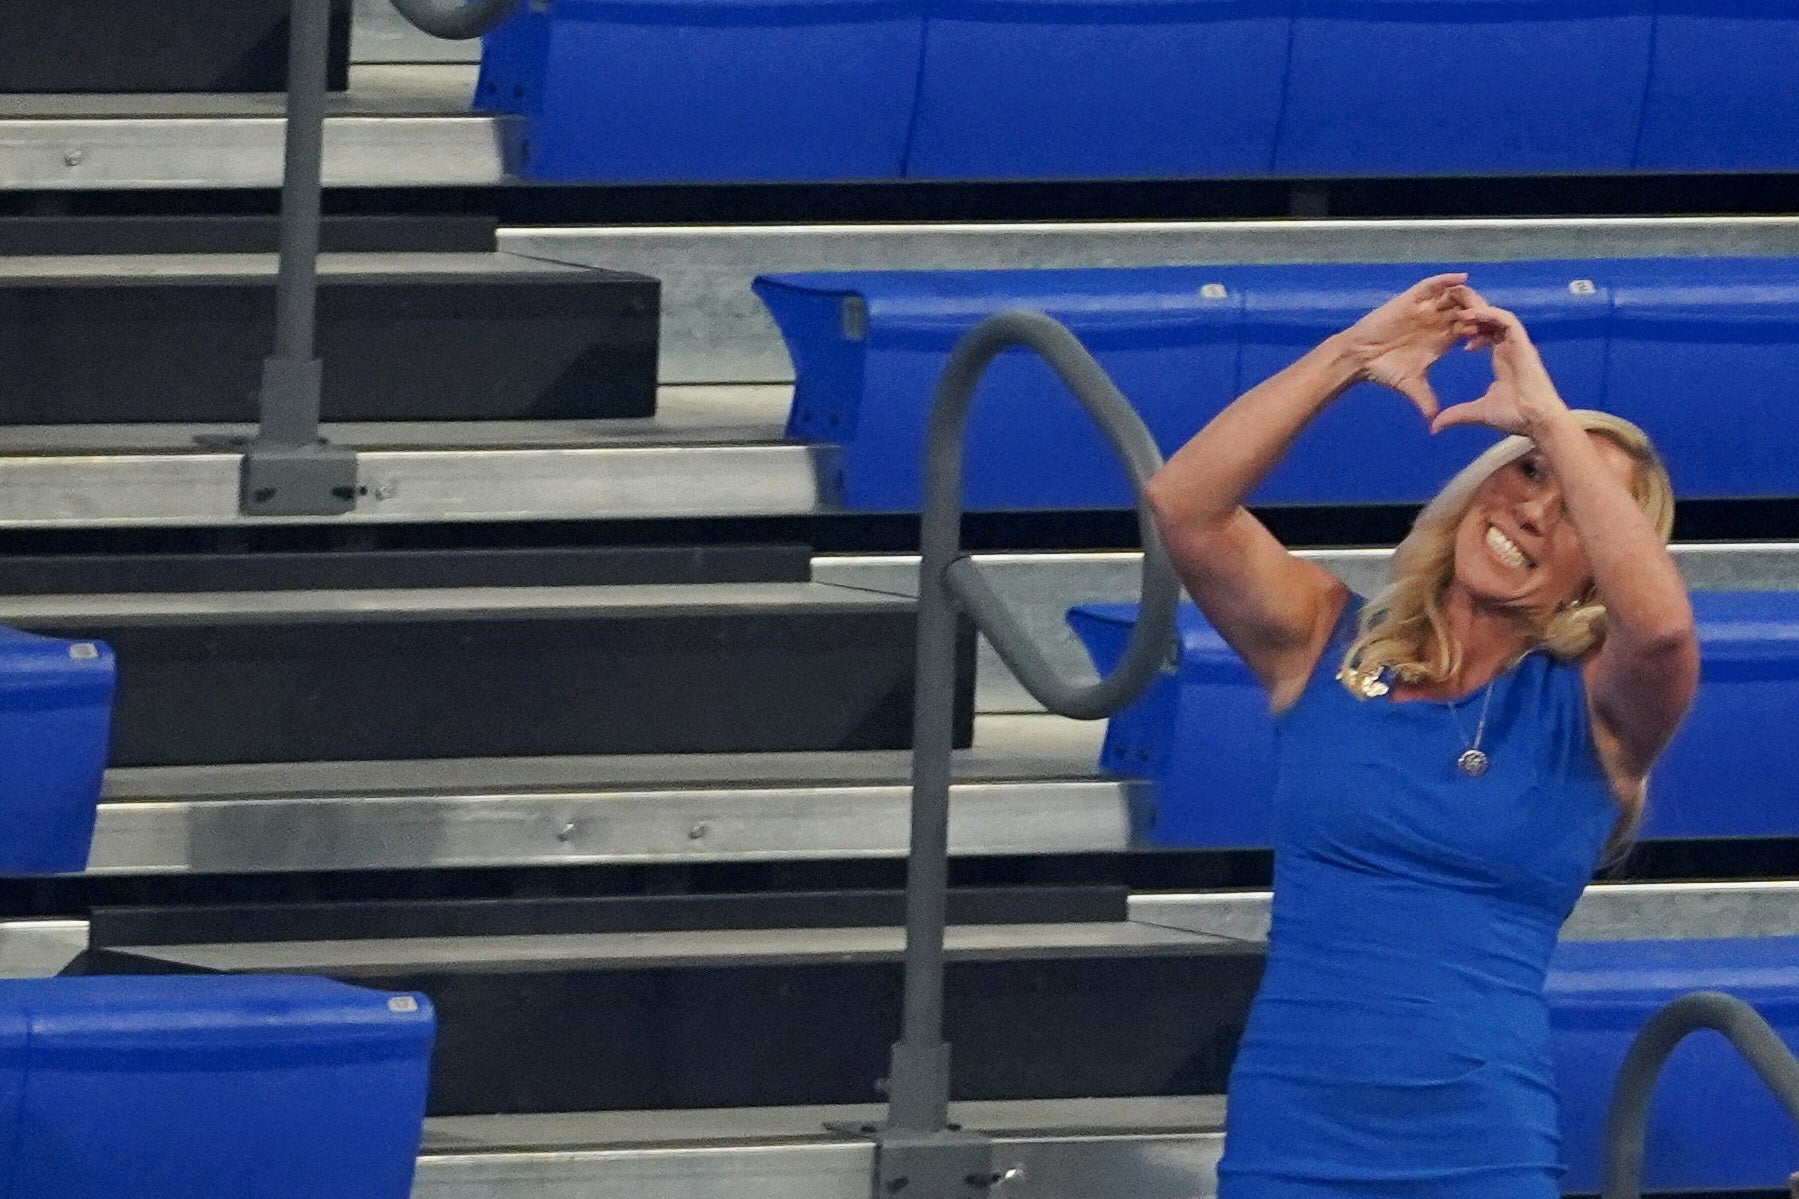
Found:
[1142,274,1698,1197]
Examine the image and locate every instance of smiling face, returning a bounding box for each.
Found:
[1449,433,1641,620]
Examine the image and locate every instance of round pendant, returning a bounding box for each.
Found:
[1457,749,1490,777]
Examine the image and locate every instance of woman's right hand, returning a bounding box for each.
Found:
[1337,273,1474,422]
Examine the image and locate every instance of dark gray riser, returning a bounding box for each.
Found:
[0,0,352,93]
[5,584,974,766]
[92,924,1261,1116]
[0,543,810,594]
[0,254,658,423]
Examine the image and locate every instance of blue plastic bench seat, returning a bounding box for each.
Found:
[0,974,434,1198]
[905,0,1290,181]
[1276,0,1654,177]
[1638,1,1799,171]
[1070,591,1799,848]
[1547,936,1799,1191]
[759,257,1799,512]
[472,3,1799,181]
[0,627,113,874]
[475,0,925,182]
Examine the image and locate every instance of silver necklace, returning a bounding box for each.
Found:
[1447,679,1498,777]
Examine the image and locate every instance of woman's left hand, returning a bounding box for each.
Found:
[1432,302,1572,437]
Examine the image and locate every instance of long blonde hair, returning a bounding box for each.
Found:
[1339,410,1676,843]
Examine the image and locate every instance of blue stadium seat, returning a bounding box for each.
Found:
[755,268,1243,511]
[1071,592,1799,848]
[1637,2,1799,171]
[0,628,113,875]
[0,975,434,1198]
[475,0,925,181]
[905,0,1291,180]
[1606,258,1799,501]
[1548,936,1799,1191]
[763,258,1799,511]
[1274,0,1654,176]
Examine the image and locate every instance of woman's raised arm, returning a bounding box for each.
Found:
[1438,304,1698,779]
[1144,273,1474,711]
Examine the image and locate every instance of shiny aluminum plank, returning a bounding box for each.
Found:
[416,1099,1225,1199]
[0,920,87,979]
[820,545,1799,713]
[0,386,811,529]
[1129,880,1799,946]
[0,581,906,626]
[125,920,1231,975]
[87,715,1128,875]
[503,217,1799,383]
[0,66,500,189]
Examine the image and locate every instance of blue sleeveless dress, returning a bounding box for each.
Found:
[1216,594,1621,1198]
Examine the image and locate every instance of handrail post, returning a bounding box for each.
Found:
[840,311,1181,1199]
[233,0,358,517]
[1602,990,1799,1199]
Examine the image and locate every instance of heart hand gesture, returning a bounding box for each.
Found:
[1431,300,1571,437]
[1340,272,1474,422]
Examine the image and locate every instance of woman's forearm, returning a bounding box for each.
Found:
[1530,409,1694,649]
[1145,333,1362,533]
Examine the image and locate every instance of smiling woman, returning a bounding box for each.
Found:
[1141,276,1698,1198]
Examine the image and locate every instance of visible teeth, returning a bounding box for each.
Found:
[1486,524,1529,569]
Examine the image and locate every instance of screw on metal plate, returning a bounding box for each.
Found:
[1199,283,1228,299]
[1569,278,1597,295]
[556,821,578,843]
[688,822,710,840]
[67,644,99,660]
[371,480,399,502]
[63,149,84,168]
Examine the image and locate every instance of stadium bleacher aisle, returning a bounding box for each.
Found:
[0,0,1798,1195]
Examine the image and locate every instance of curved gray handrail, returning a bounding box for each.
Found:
[1602,990,1799,1199]
[928,310,1182,721]
[388,0,521,39]
[883,309,1181,1138]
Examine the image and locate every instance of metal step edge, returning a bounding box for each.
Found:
[4,881,1793,980]
[103,880,1799,976]
[0,65,501,191]
[1129,879,1799,947]
[0,250,610,282]
[414,1098,1225,1199]
[112,919,1240,976]
[0,440,827,528]
[0,581,910,625]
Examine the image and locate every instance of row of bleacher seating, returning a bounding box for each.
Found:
[476,0,1799,181]
[758,258,1794,511]
[1073,591,1799,848]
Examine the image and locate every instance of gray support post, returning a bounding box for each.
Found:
[1602,991,1799,1199]
[237,0,357,516]
[851,310,1180,1199]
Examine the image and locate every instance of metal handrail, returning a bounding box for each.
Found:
[1602,990,1799,1199]
[879,310,1180,1170]
[388,0,521,39]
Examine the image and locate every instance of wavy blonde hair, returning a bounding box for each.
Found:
[1339,410,1676,844]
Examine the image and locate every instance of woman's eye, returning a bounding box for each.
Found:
[1520,457,1544,479]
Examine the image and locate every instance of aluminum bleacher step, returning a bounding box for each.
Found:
[0,64,501,190]
[86,713,1119,875]
[411,1098,1227,1199]
[0,385,814,528]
